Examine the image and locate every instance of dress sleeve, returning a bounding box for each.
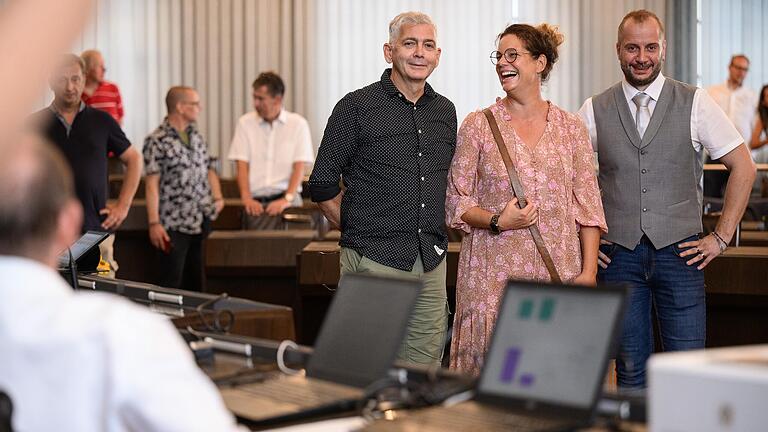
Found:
[570,116,607,233]
[446,111,484,234]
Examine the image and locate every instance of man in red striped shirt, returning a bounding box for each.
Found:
[81,49,124,125]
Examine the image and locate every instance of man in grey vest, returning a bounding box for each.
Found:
[578,9,755,389]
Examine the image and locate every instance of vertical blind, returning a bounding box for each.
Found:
[13,0,682,177]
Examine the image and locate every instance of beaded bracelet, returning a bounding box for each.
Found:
[712,231,728,252]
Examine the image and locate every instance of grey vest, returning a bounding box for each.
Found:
[593,79,702,250]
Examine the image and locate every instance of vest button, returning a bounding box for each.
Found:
[642,188,647,193]
[640,150,646,155]
[643,207,648,212]
[641,169,647,174]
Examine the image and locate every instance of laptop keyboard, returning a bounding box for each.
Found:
[238,376,363,407]
[369,401,572,432]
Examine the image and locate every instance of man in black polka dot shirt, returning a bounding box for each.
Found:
[309,11,457,366]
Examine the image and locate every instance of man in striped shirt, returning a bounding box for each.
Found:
[81,49,124,125]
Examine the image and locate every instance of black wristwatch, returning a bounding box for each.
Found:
[489,214,501,234]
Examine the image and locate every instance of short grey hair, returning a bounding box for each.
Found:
[388,11,437,44]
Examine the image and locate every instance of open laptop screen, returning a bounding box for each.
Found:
[307,274,421,389]
[479,281,625,410]
[57,230,109,269]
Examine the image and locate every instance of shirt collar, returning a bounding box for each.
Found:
[161,117,197,135]
[622,73,665,103]
[48,101,86,116]
[379,68,436,101]
[259,109,287,126]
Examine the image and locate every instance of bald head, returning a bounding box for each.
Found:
[0,134,80,263]
[81,49,105,83]
[165,86,196,114]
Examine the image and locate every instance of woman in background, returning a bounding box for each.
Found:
[749,84,768,195]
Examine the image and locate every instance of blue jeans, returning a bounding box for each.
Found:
[598,235,705,388]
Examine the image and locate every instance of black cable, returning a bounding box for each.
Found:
[68,247,78,290]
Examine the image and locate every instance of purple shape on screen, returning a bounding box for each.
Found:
[520,373,535,387]
[500,347,521,383]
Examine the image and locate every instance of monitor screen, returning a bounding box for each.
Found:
[57,231,108,269]
[479,282,623,409]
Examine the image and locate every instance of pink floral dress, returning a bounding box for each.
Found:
[446,100,607,375]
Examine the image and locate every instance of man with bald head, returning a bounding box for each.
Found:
[0,135,241,431]
[578,10,755,388]
[30,53,142,276]
[143,86,224,291]
[81,49,124,125]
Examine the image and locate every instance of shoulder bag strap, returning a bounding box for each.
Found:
[482,108,561,283]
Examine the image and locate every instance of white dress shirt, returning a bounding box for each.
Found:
[227,109,315,197]
[706,81,758,143]
[0,256,243,432]
[578,74,743,160]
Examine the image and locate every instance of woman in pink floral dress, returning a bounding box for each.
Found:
[446,23,607,375]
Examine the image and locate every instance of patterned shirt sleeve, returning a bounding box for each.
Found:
[143,135,162,176]
[308,93,359,202]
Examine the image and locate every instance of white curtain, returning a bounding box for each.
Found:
[699,0,768,91]
[296,0,666,148]
[19,0,673,176]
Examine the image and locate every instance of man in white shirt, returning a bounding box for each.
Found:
[228,71,315,229]
[578,10,755,388]
[0,134,242,431]
[706,54,760,196]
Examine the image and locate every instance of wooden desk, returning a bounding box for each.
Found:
[704,247,768,347]
[739,230,768,247]
[206,230,316,268]
[204,230,317,340]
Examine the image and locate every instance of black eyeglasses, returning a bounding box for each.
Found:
[490,49,532,65]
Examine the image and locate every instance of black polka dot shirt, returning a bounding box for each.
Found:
[309,69,457,272]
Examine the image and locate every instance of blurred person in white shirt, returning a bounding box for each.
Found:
[0,134,243,432]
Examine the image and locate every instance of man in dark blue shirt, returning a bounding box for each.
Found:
[309,12,457,366]
[30,54,141,275]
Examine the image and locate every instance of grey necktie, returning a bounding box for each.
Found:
[632,92,652,139]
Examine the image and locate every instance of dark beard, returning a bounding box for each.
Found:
[621,61,662,88]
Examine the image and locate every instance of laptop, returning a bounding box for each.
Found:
[367,280,627,432]
[56,230,110,271]
[220,273,422,426]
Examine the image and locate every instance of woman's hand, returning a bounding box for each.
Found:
[497,197,538,231]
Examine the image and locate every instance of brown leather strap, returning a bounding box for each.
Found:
[482,108,561,283]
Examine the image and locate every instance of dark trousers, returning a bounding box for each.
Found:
[598,235,706,389]
[156,224,210,292]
